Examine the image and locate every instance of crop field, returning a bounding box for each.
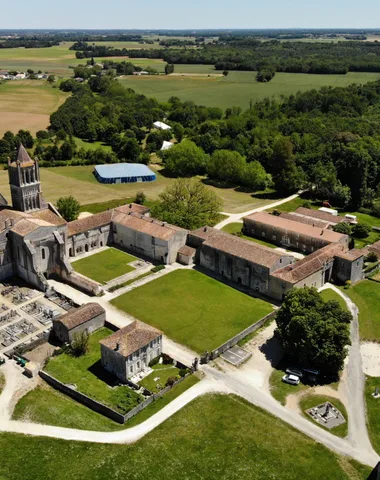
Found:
[119,71,380,110]
[111,269,273,353]
[0,164,280,213]
[0,394,370,480]
[0,80,69,135]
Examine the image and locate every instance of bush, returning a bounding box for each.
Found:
[149,355,160,367]
[70,331,89,357]
[333,222,352,235]
[344,280,352,290]
[301,200,312,208]
[365,251,378,263]
[179,368,189,378]
[162,353,173,365]
[135,191,146,205]
[165,376,177,387]
[352,223,372,238]
[151,265,165,273]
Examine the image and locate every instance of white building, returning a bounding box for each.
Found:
[153,121,171,131]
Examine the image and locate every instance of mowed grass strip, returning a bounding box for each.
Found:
[72,248,137,284]
[365,376,380,453]
[0,394,370,480]
[111,270,273,353]
[320,288,348,311]
[344,280,380,341]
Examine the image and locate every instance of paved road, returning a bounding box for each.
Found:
[214,192,300,230]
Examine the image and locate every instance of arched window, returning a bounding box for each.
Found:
[41,248,45,260]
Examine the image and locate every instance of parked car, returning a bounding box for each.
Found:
[282,374,300,386]
[302,367,320,376]
[286,367,303,378]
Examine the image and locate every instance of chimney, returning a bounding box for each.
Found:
[320,230,324,236]
[203,227,207,232]
[115,342,120,352]
[129,204,132,209]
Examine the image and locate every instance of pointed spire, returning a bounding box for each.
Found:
[16,144,33,165]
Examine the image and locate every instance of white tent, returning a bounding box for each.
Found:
[153,121,171,131]
[161,141,174,151]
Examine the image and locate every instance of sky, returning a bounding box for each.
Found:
[1,0,380,30]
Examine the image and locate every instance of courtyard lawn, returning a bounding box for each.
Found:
[365,376,380,453]
[320,288,348,311]
[72,248,137,284]
[0,394,370,480]
[139,365,180,393]
[299,394,348,438]
[44,328,142,414]
[119,71,380,110]
[222,222,277,248]
[111,270,274,353]
[344,280,380,341]
[12,374,200,432]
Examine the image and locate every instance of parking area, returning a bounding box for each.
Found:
[221,345,252,366]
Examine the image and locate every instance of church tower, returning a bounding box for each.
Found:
[8,145,44,212]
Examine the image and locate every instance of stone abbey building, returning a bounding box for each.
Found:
[0,145,366,302]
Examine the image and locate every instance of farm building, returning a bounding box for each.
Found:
[153,121,171,130]
[94,164,156,184]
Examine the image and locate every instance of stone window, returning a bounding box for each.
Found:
[156,348,160,357]
[130,365,133,373]
[41,248,45,260]
[137,361,140,369]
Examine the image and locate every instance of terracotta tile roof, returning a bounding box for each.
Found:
[295,207,343,224]
[190,226,222,242]
[68,210,113,236]
[113,213,187,241]
[30,208,66,226]
[203,232,292,268]
[271,243,344,284]
[55,303,105,330]
[10,144,35,168]
[244,212,347,244]
[335,249,365,261]
[0,209,26,231]
[100,320,162,357]
[280,212,330,229]
[178,245,197,257]
[113,203,150,216]
[10,218,53,236]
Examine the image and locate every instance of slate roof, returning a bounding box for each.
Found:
[203,232,291,268]
[100,321,162,357]
[55,303,105,330]
[271,243,344,284]
[244,212,347,244]
[295,207,343,225]
[113,213,187,241]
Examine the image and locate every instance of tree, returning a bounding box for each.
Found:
[70,331,89,357]
[164,63,174,75]
[256,68,275,83]
[222,70,229,77]
[333,222,352,235]
[56,196,81,221]
[352,223,371,238]
[275,287,352,375]
[271,137,304,194]
[151,179,222,229]
[241,161,269,191]
[135,191,146,205]
[47,75,55,84]
[207,149,246,184]
[163,140,208,177]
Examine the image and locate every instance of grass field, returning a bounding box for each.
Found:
[320,288,348,311]
[344,280,380,341]
[299,394,348,438]
[269,367,309,405]
[0,80,69,135]
[139,364,180,393]
[12,374,199,432]
[72,248,137,284]
[0,394,370,480]
[365,376,380,453]
[119,71,380,110]
[45,328,142,413]
[111,269,273,353]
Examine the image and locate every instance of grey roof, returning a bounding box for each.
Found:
[95,163,156,180]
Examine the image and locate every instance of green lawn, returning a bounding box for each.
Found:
[111,270,274,353]
[344,280,380,341]
[73,137,112,152]
[269,367,309,405]
[72,248,137,284]
[222,222,277,248]
[119,71,380,110]
[299,394,348,438]
[365,376,380,453]
[139,365,180,393]
[320,289,348,311]
[44,328,142,414]
[0,394,371,480]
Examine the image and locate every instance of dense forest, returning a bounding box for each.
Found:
[72,39,380,74]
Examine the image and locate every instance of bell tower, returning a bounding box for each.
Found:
[8,144,44,212]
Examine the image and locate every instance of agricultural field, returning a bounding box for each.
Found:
[0,394,370,480]
[119,71,380,110]
[111,269,274,353]
[0,80,69,135]
[71,247,137,284]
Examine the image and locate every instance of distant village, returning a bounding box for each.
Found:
[0,70,49,81]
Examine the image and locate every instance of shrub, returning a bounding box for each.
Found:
[179,368,189,378]
[301,200,312,208]
[365,251,378,263]
[70,331,89,357]
[333,222,352,235]
[165,376,177,387]
[149,355,160,367]
[352,223,372,238]
[344,280,352,290]
[135,191,146,205]
[162,353,173,365]
[151,265,165,273]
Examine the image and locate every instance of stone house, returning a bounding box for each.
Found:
[52,302,106,343]
[100,321,162,383]
[243,212,349,254]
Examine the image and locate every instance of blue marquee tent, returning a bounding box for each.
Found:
[94,163,157,184]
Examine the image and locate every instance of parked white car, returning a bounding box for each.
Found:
[282,374,300,386]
